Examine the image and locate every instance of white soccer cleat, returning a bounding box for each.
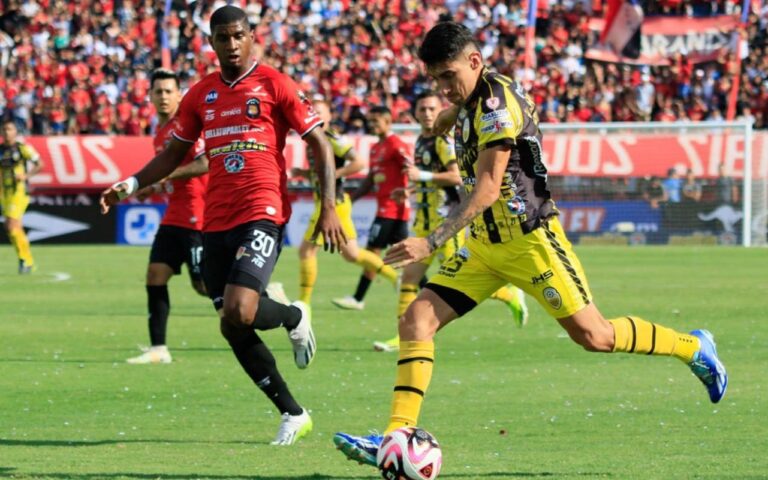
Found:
[331,295,365,311]
[265,282,291,305]
[126,345,172,364]
[373,335,400,352]
[271,408,313,445]
[288,301,316,369]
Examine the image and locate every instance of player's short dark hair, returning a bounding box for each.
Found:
[368,106,391,117]
[418,22,480,67]
[210,5,249,33]
[415,90,441,106]
[150,68,180,89]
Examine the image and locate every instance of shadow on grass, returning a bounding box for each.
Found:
[0,472,612,479]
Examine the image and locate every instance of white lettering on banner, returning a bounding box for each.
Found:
[558,208,605,233]
[83,137,121,183]
[643,32,729,60]
[603,136,635,176]
[568,135,602,175]
[678,134,707,175]
[47,137,87,184]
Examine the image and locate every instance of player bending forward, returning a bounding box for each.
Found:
[333,22,727,466]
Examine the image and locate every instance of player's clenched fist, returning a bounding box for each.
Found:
[100,176,139,214]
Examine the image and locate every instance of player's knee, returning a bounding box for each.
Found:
[219,318,249,346]
[221,301,255,327]
[340,247,357,262]
[399,301,439,340]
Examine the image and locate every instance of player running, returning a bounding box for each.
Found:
[330,106,406,311]
[122,69,209,365]
[333,22,727,466]
[373,90,528,353]
[0,120,42,274]
[101,5,345,446]
[291,99,397,306]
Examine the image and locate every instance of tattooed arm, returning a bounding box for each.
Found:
[384,145,511,268]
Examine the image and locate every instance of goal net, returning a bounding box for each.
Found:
[390,120,765,247]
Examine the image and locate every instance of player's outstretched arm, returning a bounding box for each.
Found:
[304,127,347,253]
[384,145,510,268]
[100,138,193,214]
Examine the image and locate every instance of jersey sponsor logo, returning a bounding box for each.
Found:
[204,125,258,139]
[543,287,562,310]
[480,110,510,122]
[245,98,260,119]
[248,86,267,97]
[485,97,500,110]
[221,107,242,117]
[207,139,267,158]
[205,90,218,104]
[462,116,470,142]
[223,153,245,173]
[204,109,216,121]
[265,206,276,215]
[480,119,513,134]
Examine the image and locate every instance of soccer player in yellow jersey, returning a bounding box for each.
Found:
[333,22,727,467]
[291,99,395,305]
[0,121,41,274]
[373,90,528,353]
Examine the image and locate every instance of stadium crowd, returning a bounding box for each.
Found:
[0,0,765,136]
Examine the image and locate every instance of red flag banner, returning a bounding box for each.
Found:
[586,15,740,65]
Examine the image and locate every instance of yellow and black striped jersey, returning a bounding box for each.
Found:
[412,133,457,236]
[454,68,556,243]
[307,128,354,202]
[0,141,40,196]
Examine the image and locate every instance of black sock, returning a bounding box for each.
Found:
[253,296,301,331]
[353,275,372,302]
[221,322,302,415]
[147,285,170,346]
[418,275,428,289]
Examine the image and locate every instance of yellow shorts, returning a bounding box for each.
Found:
[428,217,592,318]
[415,227,466,267]
[303,193,358,245]
[0,190,30,220]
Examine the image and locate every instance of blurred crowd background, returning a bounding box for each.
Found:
[0,0,765,136]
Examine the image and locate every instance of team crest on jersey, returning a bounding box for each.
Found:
[235,246,250,260]
[422,150,432,166]
[543,287,562,310]
[205,90,218,104]
[245,98,261,119]
[224,153,245,173]
[485,96,500,110]
[506,195,526,215]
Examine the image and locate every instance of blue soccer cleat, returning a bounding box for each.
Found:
[688,329,728,403]
[332,432,382,466]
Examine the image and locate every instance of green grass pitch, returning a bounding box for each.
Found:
[0,245,766,479]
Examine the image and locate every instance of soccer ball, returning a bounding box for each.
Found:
[376,427,442,480]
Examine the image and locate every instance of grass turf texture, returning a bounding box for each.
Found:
[0,245,766,480]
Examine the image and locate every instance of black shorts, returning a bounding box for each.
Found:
[366,217,409,249]
[149,225,204,281]
[202,220,283,309]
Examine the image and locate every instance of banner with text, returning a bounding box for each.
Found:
[22,129,767,191]
[586,15,740,65]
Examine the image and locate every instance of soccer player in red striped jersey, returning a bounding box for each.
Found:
[101,6,345,446]
[124,69,209,365]
[331,106,406,311]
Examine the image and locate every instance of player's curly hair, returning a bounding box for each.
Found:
[418,22,480,67]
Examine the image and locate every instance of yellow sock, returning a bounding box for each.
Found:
[609,316,700,362]
[386,340,434,433]
[298,256,317,303]
[398,283,418,317]
[355,249,398,284]
[8,228,33,265]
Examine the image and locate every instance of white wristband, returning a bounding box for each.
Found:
[417,171,434,182]
[113,176,139,200]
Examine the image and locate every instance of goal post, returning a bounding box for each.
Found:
[391,120,764,247]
